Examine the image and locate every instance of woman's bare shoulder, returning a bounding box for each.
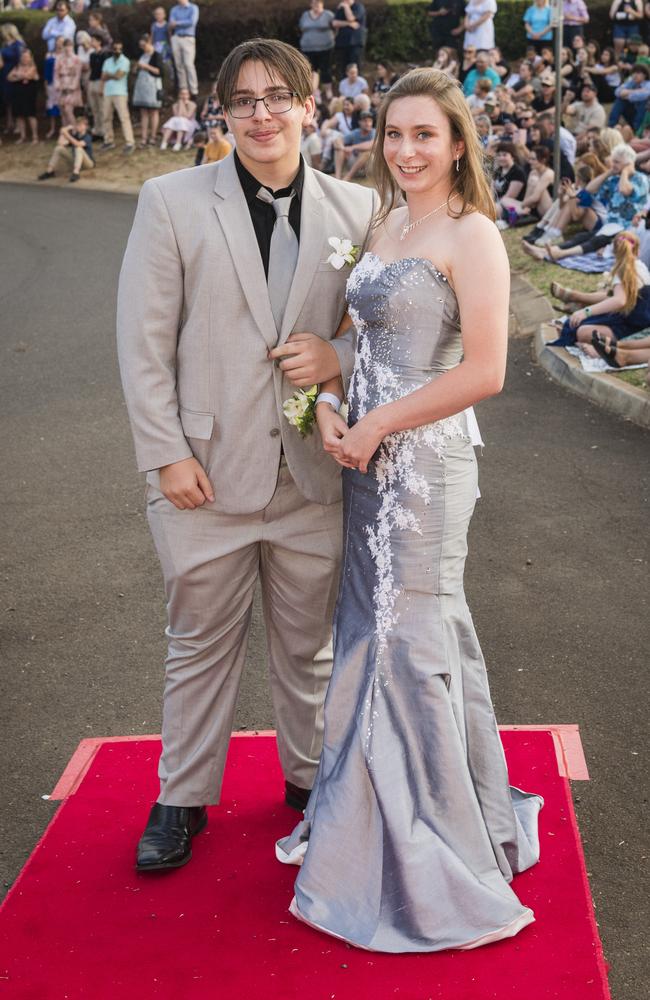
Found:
[444,210,509,279]
[451,209,504,248]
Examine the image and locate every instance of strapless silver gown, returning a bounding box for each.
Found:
[276,253,544,953]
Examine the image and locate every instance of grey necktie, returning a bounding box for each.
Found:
[257,187,299,332]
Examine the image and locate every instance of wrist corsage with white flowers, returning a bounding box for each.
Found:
[282,385,319,437]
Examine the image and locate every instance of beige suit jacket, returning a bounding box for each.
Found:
[117,154,377,514]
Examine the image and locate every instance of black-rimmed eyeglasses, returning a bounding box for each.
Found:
[228,92,298,118]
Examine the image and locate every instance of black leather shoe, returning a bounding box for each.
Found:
[136,803,207,872]
[284,781,311,812]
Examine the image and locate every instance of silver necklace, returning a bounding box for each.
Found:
[400,198,450,241]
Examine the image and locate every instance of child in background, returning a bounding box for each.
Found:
[43,35,63,139]
[160,87,197,150]
[193,129,207,165]
[203,123,231,163]
[38,112,94,182]
[151,6,173,91]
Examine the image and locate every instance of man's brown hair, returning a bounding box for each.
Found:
[217,38,312,110]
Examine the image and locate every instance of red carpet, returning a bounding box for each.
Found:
[0,730,609,1000]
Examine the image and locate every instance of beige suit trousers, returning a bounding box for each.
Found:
[147,460,342,806]
[102,93,134,145]
[88,79,104,137]
[48,144,94,174]
[170,35,198,94]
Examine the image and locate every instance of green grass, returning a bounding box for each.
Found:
[612,368,649,389]
[502,226,605,302]
[503,225,648,393]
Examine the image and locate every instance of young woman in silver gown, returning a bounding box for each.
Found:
[276,67,544,953]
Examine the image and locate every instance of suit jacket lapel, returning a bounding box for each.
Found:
[212,154,277,350]
[278,165,326,345]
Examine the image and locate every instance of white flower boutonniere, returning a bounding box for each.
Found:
[282,384,319,437]
[327,236,361,270]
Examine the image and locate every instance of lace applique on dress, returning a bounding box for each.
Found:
[346,255,468,655]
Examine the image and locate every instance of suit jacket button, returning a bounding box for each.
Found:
[270,427,280,437]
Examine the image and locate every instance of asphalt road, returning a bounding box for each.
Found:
[1,183,648,999]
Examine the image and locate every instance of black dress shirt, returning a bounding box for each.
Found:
[234,152,304,279]
[89,50,107,83]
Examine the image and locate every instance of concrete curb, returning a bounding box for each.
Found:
[510,273,650,430]
[0,172,141,196]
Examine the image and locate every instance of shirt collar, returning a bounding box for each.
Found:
[235,151,304,204]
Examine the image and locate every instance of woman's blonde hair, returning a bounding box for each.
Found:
[1,23,24,44]
[368,67,496,228]
[599,127,625,154]
[612,230,641,313]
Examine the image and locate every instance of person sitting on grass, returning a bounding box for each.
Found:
[497,144,554,227]
[466,76,493,115]
[160,87,197,150]
[202,123,232,164]
[462,48,500,97]
[337,61,369,99]
[199,79,226,131]
[564,81,606,139]
[523,143,649,262]
[591,329,650,369]
[608,62,650,133]
[433,45,460,79]
[37,112,94,183]
[549,230,650,354]
[332,108,375,179]
[523,163,601,246]
[492,141,527,209]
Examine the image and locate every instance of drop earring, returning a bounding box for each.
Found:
[456,156,460,172]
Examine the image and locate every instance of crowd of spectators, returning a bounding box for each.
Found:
[1,0,649,378]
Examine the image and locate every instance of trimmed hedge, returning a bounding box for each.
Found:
[0,0,620,82]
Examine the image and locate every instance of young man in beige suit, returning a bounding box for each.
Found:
[117,38,376,870]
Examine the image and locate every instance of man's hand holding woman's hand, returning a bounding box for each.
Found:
[160,457,214,510]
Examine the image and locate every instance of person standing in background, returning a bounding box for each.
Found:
[609,0,644,58]
[87,33,107,140]
[299,0,335,101]
[332,0,366,80]
[169,0,199,100]
[43,35,63,139]
[7,48,39,144]
[427,0,463,55]
[101,40,135,154]
[563,0,590,48]
[88,12,112,51]
[0,23,25,135]
[132,33,162,147]
[151,6,174,92]
[75,30,92,107]
[462,0,497,54]
[523,0,552,54]
[42,0,76,54]
[55,37,82,128]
